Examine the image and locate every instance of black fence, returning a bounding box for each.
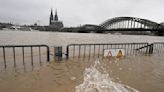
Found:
[0,45,49,72]
[66,43,150,59]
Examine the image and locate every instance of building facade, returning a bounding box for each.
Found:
[49,9,64,30]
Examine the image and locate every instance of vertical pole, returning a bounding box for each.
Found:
[93,45,95,56]
[39,46,42,66]
[125,44,127,55]
[31,47,33,70]
[47,46,50,62]
[84,45,86,57]
[98,45,100,57]
[3,47,6,71]
[73,45,75,58]
[149,44,154,54]
[89,45,91,57]
[22,47,25,71]
[130,44,133,55]
[103,45,104,52]
[78,45,81,58]
[13,47,16,70]
[127,44,129,55]
[66,45,69,59]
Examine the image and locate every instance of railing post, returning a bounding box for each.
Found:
[148,44,154,54]
[145,43,149,54]
[3,47,6,70]
[66,45,69,59]
[47,46,50,62]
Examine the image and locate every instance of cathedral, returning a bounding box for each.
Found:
[49,9,64,29]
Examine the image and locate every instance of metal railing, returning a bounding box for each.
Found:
[0,42,163,71]
[0,45,50,71]
[66,43,149,59]
[151,42,164,54]
[135,42,164,54]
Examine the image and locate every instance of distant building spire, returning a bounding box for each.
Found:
[49,8,64,29]
[49,8,53,25]
[54,9,58,21]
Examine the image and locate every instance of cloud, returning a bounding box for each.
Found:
[0,0,164,26]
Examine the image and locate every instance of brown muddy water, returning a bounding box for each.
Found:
[0,55,164,92]
[0,30,164,92]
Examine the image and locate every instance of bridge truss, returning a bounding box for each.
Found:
[99,17,164,35]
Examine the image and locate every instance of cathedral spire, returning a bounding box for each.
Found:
[49,8,53,25]
[54,9,58,21]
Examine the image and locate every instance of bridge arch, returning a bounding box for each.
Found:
[100,17,163,30]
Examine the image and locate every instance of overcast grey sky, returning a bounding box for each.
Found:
[0,0,164,27]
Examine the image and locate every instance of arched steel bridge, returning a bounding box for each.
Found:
[99,17,164,35]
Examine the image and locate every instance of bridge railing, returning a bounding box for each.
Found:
[0,45,50,72]
[66,43,149,59]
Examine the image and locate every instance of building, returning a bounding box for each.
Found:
[49,9,64,30]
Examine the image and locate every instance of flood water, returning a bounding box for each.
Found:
[0,30,164,92]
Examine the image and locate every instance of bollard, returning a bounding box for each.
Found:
[54,46,62,61]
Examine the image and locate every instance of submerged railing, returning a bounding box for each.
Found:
[66,43,149,59]
[153,42,164,54]
[0,42,163,72]
[0,45,50,71]
[136,42,164,54]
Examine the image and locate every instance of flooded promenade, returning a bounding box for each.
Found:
[0,30,164,92]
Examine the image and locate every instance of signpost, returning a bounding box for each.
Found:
[104,49,125,58]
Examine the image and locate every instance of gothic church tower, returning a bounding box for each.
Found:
[49,9,63,30]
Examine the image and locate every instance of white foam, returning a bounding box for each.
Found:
[75,60,139,92]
